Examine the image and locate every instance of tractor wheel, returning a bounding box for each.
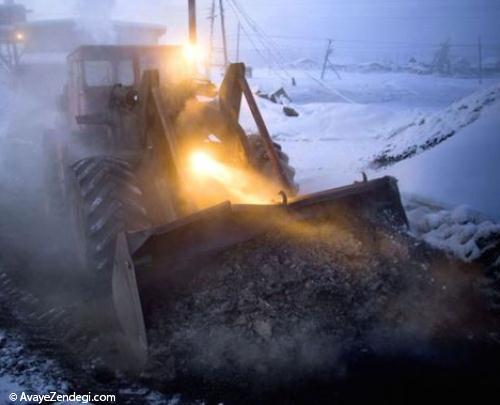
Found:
[68,156,152,370]
[247,134,299,195]
[69,156,151,289]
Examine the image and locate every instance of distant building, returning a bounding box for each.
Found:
[1,1,166,73]
[0,0,29,71]
[0,0,27,26]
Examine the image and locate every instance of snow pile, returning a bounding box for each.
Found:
[403,59,432,75]
[406,199,500,262]
[287,58,320,70]
[354,61,395,73]
[484,57,500,73]
[373,83,500,167]
[376,90,500,220]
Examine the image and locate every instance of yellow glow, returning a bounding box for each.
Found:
[190,151,235,183]
[183,43,204,64]
[15,32,24,41]
[187,150,277,206]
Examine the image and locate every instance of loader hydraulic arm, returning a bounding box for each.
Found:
[219,63,295,193]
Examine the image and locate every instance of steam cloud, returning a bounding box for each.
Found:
[75,0,117,44]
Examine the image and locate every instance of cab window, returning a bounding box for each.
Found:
[84,60,113,87]
[117,60,135,85]
[83,59,135,87]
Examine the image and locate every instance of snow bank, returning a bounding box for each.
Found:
[373,83,500,166]
[287,58,320,70]
[377,97,500,220]
[405,198,500,262]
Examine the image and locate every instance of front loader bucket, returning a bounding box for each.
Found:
[111,176,407,369]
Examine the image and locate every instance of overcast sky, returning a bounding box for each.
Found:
[22,0,500,62]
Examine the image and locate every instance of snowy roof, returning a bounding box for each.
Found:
[21,18,165,33]
[17,18,167,53]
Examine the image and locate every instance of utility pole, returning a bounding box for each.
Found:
[188,0,197,45]
[236,22,241,62]
[478,36,483,85]
[206,0,216,78]
[219,0,229,69]
[321,39,332,80]
[321,39,341,80]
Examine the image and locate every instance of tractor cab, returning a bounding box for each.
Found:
[63,45,194,131]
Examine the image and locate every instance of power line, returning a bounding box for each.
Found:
[224,1,355,103]
[230,0,291,65]
[225,0,290,82]
[228,0,294,81]
[227,33,500,49]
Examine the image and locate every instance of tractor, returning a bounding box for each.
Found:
[46,6,407,371]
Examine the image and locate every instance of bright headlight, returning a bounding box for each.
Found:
[183,43,204,64]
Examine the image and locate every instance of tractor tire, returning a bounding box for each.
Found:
[247,134,299,195]
[69,156,153,369]
[70,156,151,288]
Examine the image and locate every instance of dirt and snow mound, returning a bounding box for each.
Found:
[144,216,498,399]
[372,83,500,167]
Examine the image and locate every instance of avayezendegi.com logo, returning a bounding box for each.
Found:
[9,391,116,403]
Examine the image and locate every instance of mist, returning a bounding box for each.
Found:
[21,0,500,64]
[1,0,500,401]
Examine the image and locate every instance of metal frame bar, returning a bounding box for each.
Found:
[219,62,293,192]
[237,68,293,192]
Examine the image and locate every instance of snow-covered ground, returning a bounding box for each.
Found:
[241,70,500,222]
